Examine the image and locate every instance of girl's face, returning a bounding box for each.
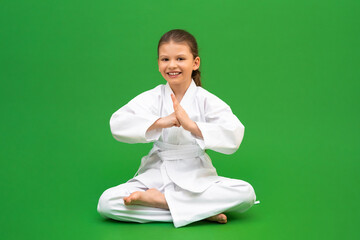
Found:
[158,41,200,87]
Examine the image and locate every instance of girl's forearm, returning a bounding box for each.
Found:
[147,118,203,139]
[147,118,163,133]
[188,121,203,139]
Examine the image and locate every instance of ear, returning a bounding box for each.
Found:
[193,56,200,71]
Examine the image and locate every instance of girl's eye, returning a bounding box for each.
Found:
[161,58,184,61]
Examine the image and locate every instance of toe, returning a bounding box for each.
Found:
[218,214,227,223]
[123,196,131,205]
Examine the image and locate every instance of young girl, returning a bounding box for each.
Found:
[97,29,259,228]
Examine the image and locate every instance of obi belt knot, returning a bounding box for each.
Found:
[134,141,219,193]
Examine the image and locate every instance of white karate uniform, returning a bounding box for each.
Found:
[97,79,259,228]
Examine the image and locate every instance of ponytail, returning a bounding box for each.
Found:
[192,69,201,87]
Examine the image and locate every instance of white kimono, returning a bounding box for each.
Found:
[97,79,259,228]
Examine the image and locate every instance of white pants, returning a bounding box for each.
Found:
[97,175,257,228]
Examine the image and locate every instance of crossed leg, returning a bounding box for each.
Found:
[123,188,227,223]
[97,180,173,223]
[98,177,256,227]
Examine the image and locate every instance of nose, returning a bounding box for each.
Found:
[168,59,177,68]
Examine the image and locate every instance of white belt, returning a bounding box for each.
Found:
[133,141,205,178]
[154,141,205,161]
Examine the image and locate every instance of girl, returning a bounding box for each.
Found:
[97,29,259,228]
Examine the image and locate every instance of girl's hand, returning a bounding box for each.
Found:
[171,94,203,138]
[157,112,181,128]
[171,94,193,130]
[147,94,203,138]
[146,112,180,133]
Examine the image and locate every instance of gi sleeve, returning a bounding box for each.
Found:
[110,87,162,144]
[193,91,245,154]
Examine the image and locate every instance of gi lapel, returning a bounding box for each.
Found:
[164,79,197,115]
[178,79,196,114]
[164,82,175,116]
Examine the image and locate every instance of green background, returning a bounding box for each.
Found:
[1,0,359,239]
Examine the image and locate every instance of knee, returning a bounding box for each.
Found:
[97,189,113,217]
[97,187,128,218]
[223,178,257,205]
[232,180,256,206]
[223,180,257,214]
[243,182,256,205]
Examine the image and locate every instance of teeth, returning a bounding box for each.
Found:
[168,72,180,75]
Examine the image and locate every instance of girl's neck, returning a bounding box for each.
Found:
[169,79,192,102]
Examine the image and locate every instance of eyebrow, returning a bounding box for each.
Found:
[159,54,187,58]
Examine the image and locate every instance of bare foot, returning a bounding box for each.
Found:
[123,188,169,209]
[206,213,227,224]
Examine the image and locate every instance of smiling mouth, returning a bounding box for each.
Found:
[167,72,182,76]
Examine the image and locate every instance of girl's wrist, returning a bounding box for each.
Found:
[156,117,166,129]
[188,121,203,139]
[148,118,163,132]
[186,120,196,132]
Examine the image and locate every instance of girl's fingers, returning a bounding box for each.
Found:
[171,93,176,101]
[172,118,180,127]
[171,94,178,110]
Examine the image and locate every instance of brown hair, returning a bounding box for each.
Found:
[157,29,202,87]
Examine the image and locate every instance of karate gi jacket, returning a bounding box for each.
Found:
[110,79,245,193]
